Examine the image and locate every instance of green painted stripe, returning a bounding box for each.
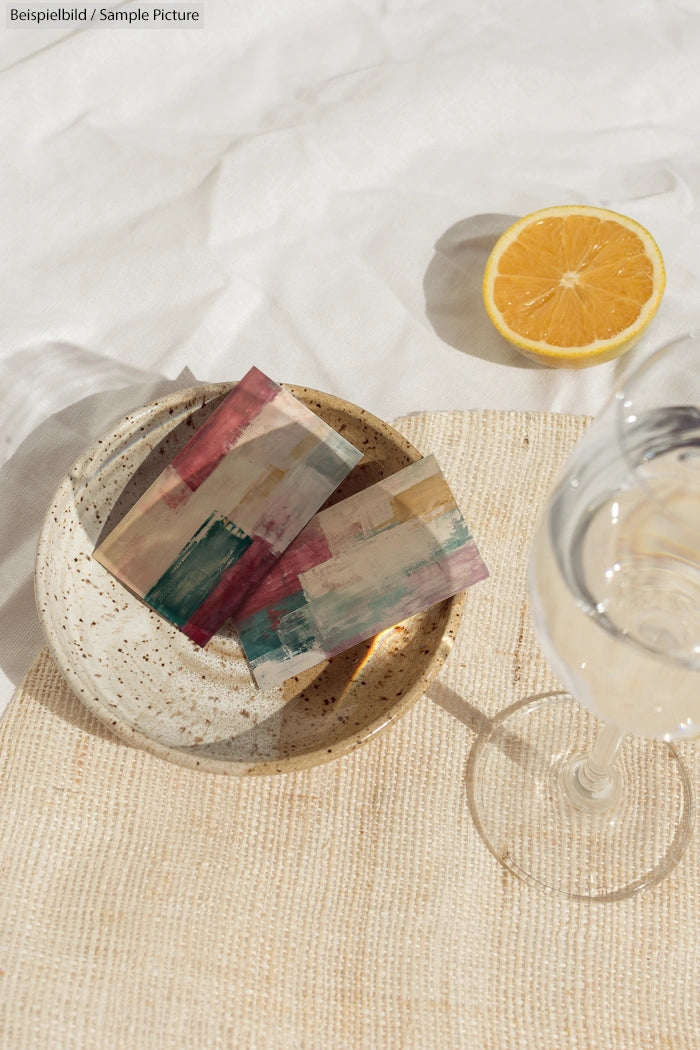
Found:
[144,513,252,627]
[236,590,309,664]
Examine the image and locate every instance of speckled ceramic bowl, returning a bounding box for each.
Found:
[35,383,464,774]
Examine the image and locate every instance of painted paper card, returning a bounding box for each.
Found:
[233,454,489,689]
[93,367,363,645]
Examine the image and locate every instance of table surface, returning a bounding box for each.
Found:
[7,408,700,1050]
[1,5,700,709]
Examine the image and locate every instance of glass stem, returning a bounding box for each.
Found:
[562,722,626,811]
[576,723,626,794]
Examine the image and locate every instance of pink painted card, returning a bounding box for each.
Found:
[93,367,363,645]
[232,454,489,689]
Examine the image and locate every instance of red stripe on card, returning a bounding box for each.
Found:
[171,366,280,491]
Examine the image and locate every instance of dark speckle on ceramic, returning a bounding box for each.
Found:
[35,384,464,774]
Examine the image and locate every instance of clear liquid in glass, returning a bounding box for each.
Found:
[530,406,700,740]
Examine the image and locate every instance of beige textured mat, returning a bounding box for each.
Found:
[1,410,699,1049]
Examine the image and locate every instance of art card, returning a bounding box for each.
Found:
[233,454,489,689]
[93,367,363,645]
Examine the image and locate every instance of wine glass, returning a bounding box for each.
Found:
[469,333,700,901]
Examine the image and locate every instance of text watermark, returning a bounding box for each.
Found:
[6,5,204,26]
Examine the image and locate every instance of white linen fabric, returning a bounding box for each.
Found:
[2,0,700,715]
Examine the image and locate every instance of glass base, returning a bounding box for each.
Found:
[467,693,695,901]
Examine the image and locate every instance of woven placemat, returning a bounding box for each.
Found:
[1,409,699,1049]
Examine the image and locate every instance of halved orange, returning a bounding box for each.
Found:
[482,205,666,367]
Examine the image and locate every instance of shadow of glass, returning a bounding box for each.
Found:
[427,680,557,770]
[0,370,196,694]
[94,391,228,547]
[428,681,576,869]
[423,212,534,367]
